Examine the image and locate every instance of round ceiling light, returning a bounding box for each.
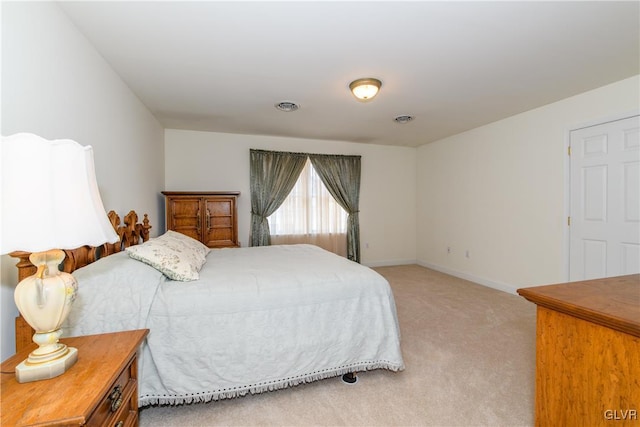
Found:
[349,78,382,102]
[394,115,414,124]
[274,101,299,112]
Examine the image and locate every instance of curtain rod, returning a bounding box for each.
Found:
[250,148,361,160]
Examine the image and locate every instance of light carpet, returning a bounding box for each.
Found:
[139,264,537,427]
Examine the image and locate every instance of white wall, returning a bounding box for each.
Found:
[165,129,417,266]
[416,75,640,293]
[1,2,165,359]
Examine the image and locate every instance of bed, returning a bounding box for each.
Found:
[12,211,404,407]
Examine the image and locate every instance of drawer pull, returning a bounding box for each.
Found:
[114,421,124,427]
[109,385,123,412]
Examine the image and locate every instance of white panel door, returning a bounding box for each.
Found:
[570,115,640,281]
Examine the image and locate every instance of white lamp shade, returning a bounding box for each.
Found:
[1,133,119,254]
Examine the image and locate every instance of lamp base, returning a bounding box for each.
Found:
[15,346,78,383]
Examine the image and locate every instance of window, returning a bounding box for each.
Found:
[268,159,348,256]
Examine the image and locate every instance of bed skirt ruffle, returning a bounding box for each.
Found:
[139,360,404,407]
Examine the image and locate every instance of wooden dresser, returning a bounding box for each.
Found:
[518,275,640,427]
[1,329,149,427]
[162,191,240,248]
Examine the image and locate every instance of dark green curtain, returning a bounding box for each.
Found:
[249,149,307,247]
[309,154,361,263]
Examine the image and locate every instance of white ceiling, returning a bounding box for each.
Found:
[58,1,639,148]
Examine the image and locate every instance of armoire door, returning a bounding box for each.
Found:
[202,196,238,248]
[166,197,202,242]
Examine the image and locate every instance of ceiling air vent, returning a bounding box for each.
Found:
[275,101,300,112]
[394,115,414,124]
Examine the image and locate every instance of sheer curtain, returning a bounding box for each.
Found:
[269,159,348,257]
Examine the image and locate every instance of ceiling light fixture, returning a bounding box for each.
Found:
[274,101,299,112]
[394,115,414,124]
[349,78,382,102]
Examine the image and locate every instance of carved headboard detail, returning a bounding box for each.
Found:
[103,210,151,258]
[10,210,151,281]
[10,210,151,351]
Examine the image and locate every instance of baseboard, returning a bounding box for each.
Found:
[364,259,417,268]
[416,261,519,295]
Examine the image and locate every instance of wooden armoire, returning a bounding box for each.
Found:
[162,191,240,248]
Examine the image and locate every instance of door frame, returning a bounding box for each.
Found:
[563,109,640,281]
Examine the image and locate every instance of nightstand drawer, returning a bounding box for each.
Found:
[105,379,138,427]
[88,355,137,426]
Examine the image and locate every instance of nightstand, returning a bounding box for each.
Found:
[1,329,149,426]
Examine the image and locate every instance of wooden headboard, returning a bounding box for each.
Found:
[10,210,151,352]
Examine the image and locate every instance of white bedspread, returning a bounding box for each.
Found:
[64,244,404,406]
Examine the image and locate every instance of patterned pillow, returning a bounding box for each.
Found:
[125,231,210,281]
[162,230,211,261]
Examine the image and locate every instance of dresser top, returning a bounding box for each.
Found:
[518,274,640,337]
[162,191,240,196]
[1,329,148,426]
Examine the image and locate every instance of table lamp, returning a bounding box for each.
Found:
[1,133,119,383]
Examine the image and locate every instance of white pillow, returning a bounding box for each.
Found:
[125,231,210,281]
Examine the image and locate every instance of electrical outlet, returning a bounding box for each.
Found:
[465,250,470,258]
